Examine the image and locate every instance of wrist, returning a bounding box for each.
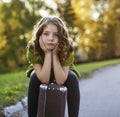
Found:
[52,50,58,55]
[45,51,52,55]
[52,53,59,60]
[52,52,57,56]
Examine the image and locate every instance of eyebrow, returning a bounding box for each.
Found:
[43,31,58,33]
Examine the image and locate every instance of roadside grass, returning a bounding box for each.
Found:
[0,58,120,116]
[76,58,120,78]
[0,70,29,116]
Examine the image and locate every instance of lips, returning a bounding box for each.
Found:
[46,43,54,46]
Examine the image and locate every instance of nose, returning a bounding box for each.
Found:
[49,34,54,41]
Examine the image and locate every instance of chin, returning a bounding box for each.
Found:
[47,48,54,51]
[46,46,54,50]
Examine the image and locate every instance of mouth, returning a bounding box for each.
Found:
[45,43,55,50]
[46,43,54,46]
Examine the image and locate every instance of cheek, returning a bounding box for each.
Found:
[55,40,59,44]
[54,38,59,44]
[41,35,47,42]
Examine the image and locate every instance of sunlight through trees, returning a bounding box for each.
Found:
[0,0,120,72]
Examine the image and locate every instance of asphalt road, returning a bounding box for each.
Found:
[78,64,120,117]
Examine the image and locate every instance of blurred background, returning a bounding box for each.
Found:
[0,0,120,73]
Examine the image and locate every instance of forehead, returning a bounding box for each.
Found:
[43,23,58,32]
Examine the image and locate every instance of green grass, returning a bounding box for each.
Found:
[0,70,29,116]
[76,58,120,78]
[0,58,120,116]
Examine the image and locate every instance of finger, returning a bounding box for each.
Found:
[41,38,46,48]
[53,43,59,54]
[39,37,44,49]
[39,36,42,44]
[39,38,43,47]
[55,43,59,50]
[39,37,49,52]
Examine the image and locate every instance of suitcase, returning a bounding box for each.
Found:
[37,83,67,117]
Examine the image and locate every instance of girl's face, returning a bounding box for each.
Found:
[40,23,59,51]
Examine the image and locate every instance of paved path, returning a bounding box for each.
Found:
[4,64,120,117]
[79,64,120,117]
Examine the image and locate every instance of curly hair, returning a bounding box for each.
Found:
[27,16,73,63]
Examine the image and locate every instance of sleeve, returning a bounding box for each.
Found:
[26,46,42,64]
[61,51,74,66]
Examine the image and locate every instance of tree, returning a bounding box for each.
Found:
[71,0,120,61]
[0,0,52,72]
[54,0,80,50]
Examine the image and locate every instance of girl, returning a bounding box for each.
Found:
[26,16,80,117]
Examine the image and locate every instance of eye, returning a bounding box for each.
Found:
[54,33,59,37]
[43,32,49,36]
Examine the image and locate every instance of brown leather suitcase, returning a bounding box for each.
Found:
[37,83,67,117]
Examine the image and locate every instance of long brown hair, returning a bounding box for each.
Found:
[27,16,73,63]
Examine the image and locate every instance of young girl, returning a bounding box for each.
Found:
[26,16,80,117]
